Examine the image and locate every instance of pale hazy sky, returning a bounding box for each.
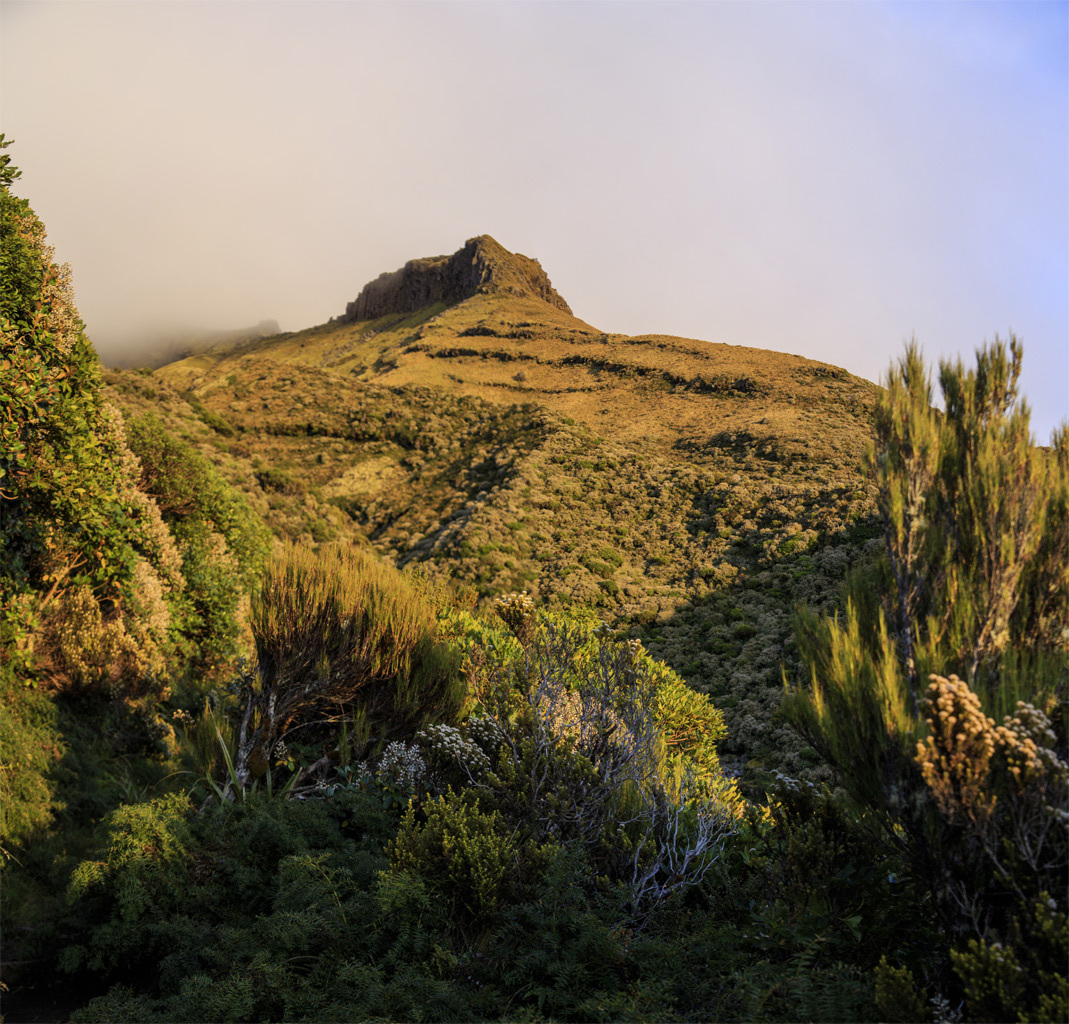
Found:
[3,1,1066,439]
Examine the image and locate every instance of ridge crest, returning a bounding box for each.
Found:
[341,235,572,322]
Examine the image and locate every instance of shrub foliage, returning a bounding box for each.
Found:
[786,339,1068,1022]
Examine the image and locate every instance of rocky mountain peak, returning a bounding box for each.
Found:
[340,235,572,322]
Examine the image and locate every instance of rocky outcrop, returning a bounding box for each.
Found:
[341,235,572,323]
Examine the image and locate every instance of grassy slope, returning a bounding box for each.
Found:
[107,279,881,782]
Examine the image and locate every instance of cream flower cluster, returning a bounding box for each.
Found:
[916,674,999,821]
[493,592,535,636]
[916,674,1067,822]
[994,701,1067,786]
[417,723,492,779]
[374,741,427,792]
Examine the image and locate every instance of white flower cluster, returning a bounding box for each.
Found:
[930,992,963,1024]
[995,701,1067,783]
[417,723,492,779]
[465,714,502,753]
[769,769,817,795]
[375,741,427,792]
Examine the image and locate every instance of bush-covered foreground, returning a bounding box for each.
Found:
[2,144,1066,1022]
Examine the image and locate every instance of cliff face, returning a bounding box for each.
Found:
[341,235,572,322]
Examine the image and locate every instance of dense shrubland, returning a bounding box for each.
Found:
[2,146,1065,1021]
[0,149,271,992]
[104,354,879,781]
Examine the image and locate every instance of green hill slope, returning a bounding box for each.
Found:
[107,235,881,779]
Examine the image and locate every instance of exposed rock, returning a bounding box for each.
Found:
[341,235,572,322]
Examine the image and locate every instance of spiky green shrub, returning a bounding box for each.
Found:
[786,341,1066,798]
[234,543,464,787]
[785,339,1068,1019]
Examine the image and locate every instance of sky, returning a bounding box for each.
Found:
[2,0,1066,440]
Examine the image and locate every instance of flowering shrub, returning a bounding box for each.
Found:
[492,591,535,645]
[915,674,1068,900]
[442,603,738,917]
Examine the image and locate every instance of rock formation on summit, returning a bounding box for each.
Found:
[341,235,572,322]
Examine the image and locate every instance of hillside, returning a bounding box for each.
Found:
[107,235,881,780]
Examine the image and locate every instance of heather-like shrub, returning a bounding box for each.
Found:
[390,787,516,918]
[232,543,464,790]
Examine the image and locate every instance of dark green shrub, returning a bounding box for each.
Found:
[182,394,235,436]
[390,787,516,919]
[233,543,464,788]
[0,663,61,855]
[125,413,271,680]
[62,790,399,1022]
[255,466,304,494]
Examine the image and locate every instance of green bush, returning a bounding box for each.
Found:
[440,604,738,918]
[390,787,516,919]
[231,543,465,789]
[0,663,61,855]
[784,340,1069,1018]
[125,412,271,680]
[62,791,399,1022]
[1,166,184,700]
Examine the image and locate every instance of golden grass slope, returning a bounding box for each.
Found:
[124,237,881,782]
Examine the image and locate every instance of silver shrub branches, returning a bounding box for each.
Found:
[448,616,736,919]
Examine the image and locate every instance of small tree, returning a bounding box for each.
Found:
[784,338,1068,1019]
[0,154,185,694]
[788,339,1066,792]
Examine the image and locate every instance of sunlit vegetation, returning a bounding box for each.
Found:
[2,158,1064,1021]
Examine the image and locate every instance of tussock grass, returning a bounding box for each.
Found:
[243,543,464,775]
